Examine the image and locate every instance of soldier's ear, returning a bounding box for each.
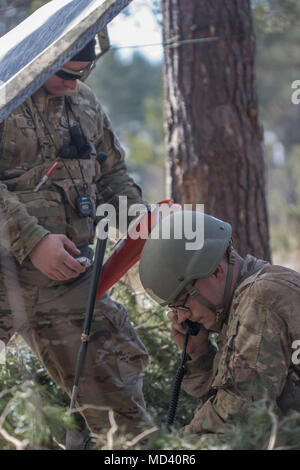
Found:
[212,262,226,282]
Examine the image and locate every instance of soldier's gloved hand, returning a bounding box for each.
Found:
[167,311,210,359]
[29,234,86,281]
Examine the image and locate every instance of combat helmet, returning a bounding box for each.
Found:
[139,211,235,326]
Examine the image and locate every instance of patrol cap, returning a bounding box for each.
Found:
[71,39,96,61]
[139,211,232,306]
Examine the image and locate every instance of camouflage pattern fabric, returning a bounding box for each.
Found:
[0,82,150,437]
[0,263,150,435]
[181,255,300,435]
[0,81,145,269]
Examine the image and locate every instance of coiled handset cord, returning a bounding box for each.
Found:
[167,320,201,428]
[167,330,190,428]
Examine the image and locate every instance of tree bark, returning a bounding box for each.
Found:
[162,0,271,260]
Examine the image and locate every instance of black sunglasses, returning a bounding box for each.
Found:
[55,61,96,81]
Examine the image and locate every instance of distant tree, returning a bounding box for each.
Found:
[252,0,300,150]
[88,50,163,131]
[250,0,300,258]
[162,0,271,260]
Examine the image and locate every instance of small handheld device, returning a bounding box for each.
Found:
[76,257,93,269]
[75,194,95,218]
[182,319,202,336]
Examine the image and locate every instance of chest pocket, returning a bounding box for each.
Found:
[2,116,41,170]
[212,316,240,389]
[212,305,267,391]
[51,177,96,246]
[16,190,67,235]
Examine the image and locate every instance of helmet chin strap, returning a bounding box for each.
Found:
[185,245,235,331]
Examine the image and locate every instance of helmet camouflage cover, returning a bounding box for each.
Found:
[139,211,232,306]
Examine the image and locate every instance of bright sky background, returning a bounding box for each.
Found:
[1,0,162,63]
[108,0,163,63]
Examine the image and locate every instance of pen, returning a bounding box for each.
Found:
[33,161,59,192]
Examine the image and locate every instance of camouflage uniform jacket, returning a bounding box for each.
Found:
[0,81,145,286]
[182,255,300,434]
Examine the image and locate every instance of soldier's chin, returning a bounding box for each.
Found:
[48,86,78,97]
[62,88,78,96]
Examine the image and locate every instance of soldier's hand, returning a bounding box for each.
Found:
[29,234,86,281]
[167,311,210,359]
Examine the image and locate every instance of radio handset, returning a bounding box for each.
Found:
[181,319,202,336]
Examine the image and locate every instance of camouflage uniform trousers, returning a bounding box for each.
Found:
[0,265,150,438]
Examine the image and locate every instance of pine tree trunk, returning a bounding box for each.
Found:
[162,0,271,260]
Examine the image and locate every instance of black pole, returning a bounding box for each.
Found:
[66,220,109,449]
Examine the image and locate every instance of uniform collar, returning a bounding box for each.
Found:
[32,87,49,110]
[235,255,270,288]
[32,87,66,116]
[210,255,270,334]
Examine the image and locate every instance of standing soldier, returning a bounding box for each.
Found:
[139,210,300,434]
[0,40,150,448]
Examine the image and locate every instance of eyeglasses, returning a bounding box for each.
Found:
[168,293,190,313]
[55,61,96,81]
